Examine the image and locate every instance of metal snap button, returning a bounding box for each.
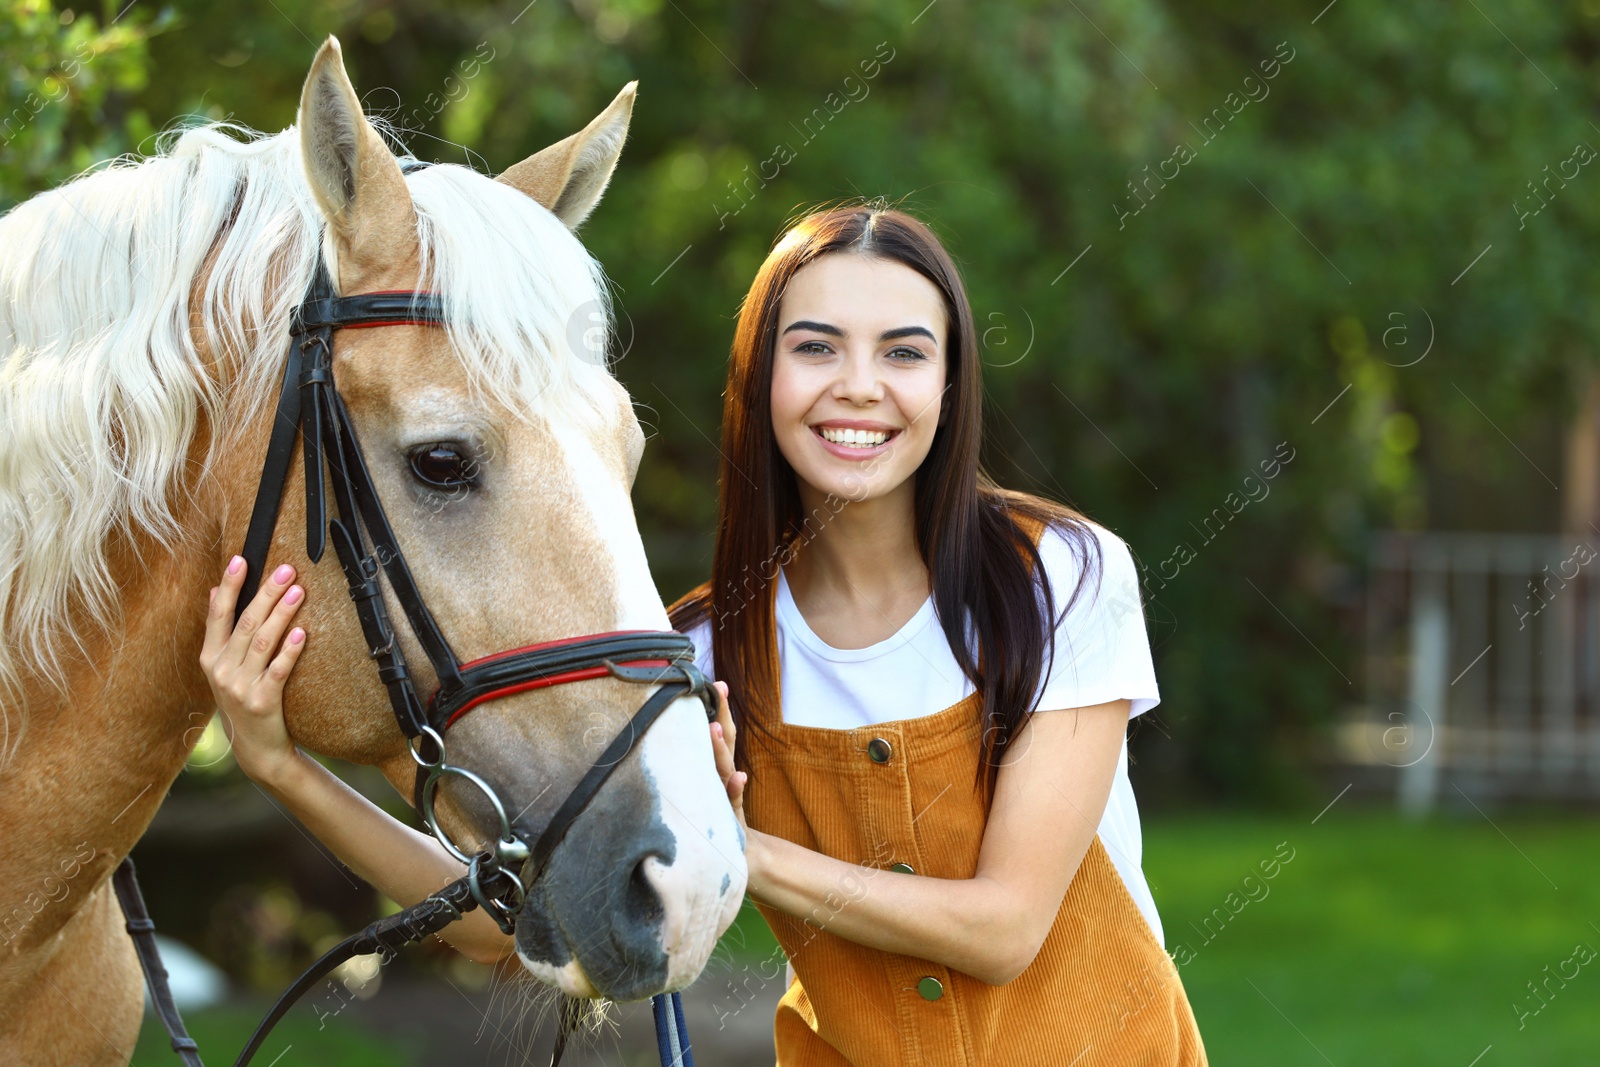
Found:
[890,862,914,875]
[917,976,944,1001]
[866,737,892,763]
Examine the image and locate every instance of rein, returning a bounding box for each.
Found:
[120,159,703,1067]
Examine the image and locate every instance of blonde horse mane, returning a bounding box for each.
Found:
[0,121,619,757]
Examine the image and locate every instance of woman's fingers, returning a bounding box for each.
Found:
[265,626,308,685]
[223,562,299,670]
[710,683,734,771]
[714,680,737,749]
[711,720,734,780]
[201,555,247,669]
[712,725,745,805]
[240,579,305,677]
[708,681,748,806]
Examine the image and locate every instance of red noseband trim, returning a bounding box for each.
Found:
[439,630,678,731]
[441,658,673,731]
[338,319,442,330]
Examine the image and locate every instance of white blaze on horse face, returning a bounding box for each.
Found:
[545,403,748,986]
[635,696,751,988]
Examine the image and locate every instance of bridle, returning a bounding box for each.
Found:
[233,254,716,922]
[120,158,707,1067]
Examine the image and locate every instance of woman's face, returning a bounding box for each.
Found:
[769,252,949,506]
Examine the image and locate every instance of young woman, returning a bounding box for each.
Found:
[202,201,1206,1064]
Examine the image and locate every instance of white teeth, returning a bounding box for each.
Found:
[819,426,889,448]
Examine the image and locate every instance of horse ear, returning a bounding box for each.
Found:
[496,82,636,231]
[297,36,416,292]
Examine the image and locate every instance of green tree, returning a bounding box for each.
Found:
[1,0,174,209]
[18,0,1600,802]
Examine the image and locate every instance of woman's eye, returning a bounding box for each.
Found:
[794,340,832,355]
[888,346,928,362]
[409,444,477,490]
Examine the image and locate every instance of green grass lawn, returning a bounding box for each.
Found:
[1143,806,1600,1066]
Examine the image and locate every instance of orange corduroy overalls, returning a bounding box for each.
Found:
[743,519,1208,1066]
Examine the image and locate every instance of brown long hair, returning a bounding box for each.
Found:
[668,199,1103,796]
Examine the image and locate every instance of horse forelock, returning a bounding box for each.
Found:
[0,119,616,755]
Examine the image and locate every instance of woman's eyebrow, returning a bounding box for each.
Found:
[782,319,843,337]
[879,325,937,343]
[781,320,938,344]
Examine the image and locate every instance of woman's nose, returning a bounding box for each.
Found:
[833,349,883,404]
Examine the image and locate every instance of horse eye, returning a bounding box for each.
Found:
[409,444,475,490]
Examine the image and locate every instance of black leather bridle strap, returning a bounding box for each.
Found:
[522,672,701,885]
[294,289,445,332]
[112,858,205,1067]
[234,261,462,744]
[234,341,304,618]
[320,357,463,693]
[234,281,450,620]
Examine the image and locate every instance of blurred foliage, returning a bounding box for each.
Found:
[5,0,1598,802]
[0,0,173,198]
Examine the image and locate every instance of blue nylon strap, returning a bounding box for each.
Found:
[651,992,690,1066]
[651,994,671,1062]
[672,991,695,1067]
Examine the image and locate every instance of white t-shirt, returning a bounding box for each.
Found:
[684,520,1166,949]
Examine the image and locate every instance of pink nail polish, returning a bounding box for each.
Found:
[289,628,304,644]
[227,556,243,575]
[273,564,293,585]
[284,586,303,605]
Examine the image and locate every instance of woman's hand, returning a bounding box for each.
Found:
[200,555,310,788]
[708,680,749,836]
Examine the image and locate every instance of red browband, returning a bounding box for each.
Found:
[339,290,443,330]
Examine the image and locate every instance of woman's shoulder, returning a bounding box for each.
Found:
[1032,518,1144,633]
[1037,516,1134,581]
[989,492,1130,573]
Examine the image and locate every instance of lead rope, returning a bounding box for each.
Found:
[116,853,693,1067]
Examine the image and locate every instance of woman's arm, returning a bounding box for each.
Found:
[202,556,515,966]
[255,750,518,965]
[711,693,1129,985]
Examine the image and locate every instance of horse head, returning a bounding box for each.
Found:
[204,39,746,1000]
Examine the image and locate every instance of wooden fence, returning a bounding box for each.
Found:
[1359,530,1600,810]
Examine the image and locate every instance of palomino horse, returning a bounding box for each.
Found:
[0,38,745,1065]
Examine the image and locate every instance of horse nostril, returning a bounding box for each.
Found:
[624,852,666,930]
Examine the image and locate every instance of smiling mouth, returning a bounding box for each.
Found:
[814,426,899,449]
